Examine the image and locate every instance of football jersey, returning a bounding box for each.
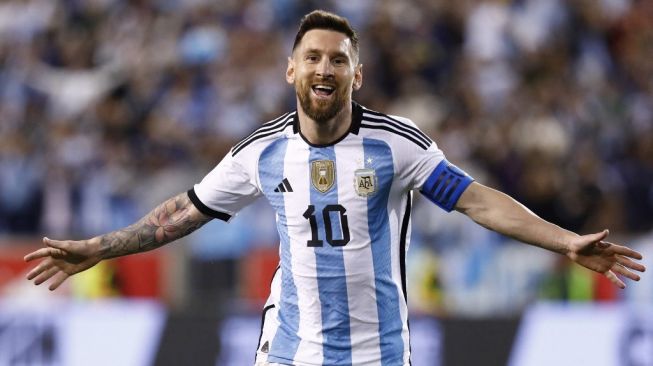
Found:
[189,102,473,366]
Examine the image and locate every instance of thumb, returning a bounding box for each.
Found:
[585,229,609,244]
[44,237,71,251]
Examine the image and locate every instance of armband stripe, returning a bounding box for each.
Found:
[443,178,463,203]
[187,188,232,221]
[420,160,474,212]
[427,172,446,196]
[433,176,454,203]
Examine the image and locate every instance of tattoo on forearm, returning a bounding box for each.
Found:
[99,193,211,258]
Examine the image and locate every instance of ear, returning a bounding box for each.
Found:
[286,56,295,85]
[352,63,363,91]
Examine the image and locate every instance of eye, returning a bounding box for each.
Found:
[305,54,320,63]
[333,57,348,66]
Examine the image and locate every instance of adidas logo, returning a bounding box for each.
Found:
[260,340,269,353]
[274,178,293,193]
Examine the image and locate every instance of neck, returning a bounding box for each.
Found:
[297,101,352,145]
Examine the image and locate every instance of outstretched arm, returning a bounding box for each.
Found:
[455,182,646,288]
[25,191,212,290]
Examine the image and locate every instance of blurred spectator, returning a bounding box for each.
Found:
[1,0,651,314]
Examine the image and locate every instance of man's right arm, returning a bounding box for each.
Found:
[98,191,211,258]
[25,191,212,290]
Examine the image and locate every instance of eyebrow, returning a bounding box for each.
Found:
[303,48,350,59]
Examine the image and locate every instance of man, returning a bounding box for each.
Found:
[25,10,645,366]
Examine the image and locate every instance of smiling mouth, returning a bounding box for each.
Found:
[311,84,335,98]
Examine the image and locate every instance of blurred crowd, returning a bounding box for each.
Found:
[1,0,652,236]
[0,0,651,311]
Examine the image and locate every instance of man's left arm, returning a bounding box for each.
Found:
[455,182,646,288]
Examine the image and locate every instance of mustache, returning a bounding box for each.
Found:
[309,76,336,85]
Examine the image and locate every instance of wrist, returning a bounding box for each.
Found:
[562,233,582,260]
[89,236,107,260]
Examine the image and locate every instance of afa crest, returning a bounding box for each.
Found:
[311,160,335,193]
[354,168,377,197]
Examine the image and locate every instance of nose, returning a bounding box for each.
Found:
[315,58,334,78]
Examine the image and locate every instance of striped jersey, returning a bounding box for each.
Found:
[189,102,473,366]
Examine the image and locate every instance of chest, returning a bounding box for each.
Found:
[258,138,395,205]
[257,138,397,246]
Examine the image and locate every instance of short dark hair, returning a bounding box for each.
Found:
[292,10,359,59]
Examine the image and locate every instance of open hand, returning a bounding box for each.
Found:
[24,237,103,291]
[567,230,646,289]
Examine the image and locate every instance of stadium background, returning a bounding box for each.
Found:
[0,0,651,365]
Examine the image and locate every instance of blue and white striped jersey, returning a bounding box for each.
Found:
[189,102,473,366]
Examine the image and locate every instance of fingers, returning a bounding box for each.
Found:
[604,253,646,288]
[24,237,84,291]
[26,258,52,280]
[48,271,70,291]
[25,258,68,290]
[604,270,626,289]
[611,263,641,282]
[608,244,644,261]
[24,247,67,263]
[26,261,70,290]
[616,255,647,273]
[24,237,71,262]
[33,267,60,286]
[24,247,55,262]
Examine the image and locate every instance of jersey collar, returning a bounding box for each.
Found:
[293,101,363,147]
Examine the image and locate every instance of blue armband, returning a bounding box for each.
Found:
[420,159,474,212]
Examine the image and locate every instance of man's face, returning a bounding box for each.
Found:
[287,29,362,123]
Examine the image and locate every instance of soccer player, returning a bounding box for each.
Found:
[24,10,645,366]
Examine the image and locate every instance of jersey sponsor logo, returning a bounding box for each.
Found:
[311,160,335,193]
[354,168,377,197]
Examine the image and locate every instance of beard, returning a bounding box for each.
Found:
[296,80,348,123]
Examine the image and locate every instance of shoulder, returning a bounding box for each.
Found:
[230,111,296,157]
[358,105,433,151]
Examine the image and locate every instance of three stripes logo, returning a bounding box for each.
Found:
[260,341,269,353]
[274,178,293,193]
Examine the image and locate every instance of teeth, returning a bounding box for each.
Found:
[313,85,334,91]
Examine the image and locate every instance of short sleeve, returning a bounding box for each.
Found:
[190,153,262,221]
[385,115,474,211]
[387,115,446,191]
[403,141,446,191]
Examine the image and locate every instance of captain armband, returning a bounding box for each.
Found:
[420,159,474,212]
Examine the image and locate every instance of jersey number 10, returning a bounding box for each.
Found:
[303,204,351,247]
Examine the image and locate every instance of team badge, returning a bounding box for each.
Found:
[311,160,335,193]
[354,168,377,197]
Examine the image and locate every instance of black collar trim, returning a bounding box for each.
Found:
[293,101,363,147]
